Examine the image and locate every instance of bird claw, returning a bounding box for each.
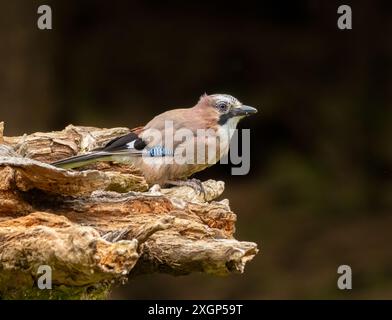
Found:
[188,178,206,198]
[166,178,206,200]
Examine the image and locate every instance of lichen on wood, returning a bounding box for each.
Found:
[0,122,259,299]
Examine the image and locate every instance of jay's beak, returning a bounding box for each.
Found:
[233,105,258,117]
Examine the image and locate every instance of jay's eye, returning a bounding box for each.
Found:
[216,102,228,112]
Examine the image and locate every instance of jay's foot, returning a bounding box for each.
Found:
[166,178,206,199]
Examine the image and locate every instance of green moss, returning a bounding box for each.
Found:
[1,282,112,300]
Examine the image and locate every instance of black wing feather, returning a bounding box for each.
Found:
[96,132,146,152]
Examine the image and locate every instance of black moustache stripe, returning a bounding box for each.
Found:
[218,111,234,125]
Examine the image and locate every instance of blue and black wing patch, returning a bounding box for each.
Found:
[148,145,174,157]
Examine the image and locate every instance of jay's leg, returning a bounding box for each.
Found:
[166,178,206,199]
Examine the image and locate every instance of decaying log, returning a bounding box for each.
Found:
[0,122,259,299]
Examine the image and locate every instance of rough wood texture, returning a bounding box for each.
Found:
[0,122,259,299]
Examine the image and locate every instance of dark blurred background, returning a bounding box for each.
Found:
[1,0,391,298]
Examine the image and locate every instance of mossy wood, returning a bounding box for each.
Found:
[0,122,258,299]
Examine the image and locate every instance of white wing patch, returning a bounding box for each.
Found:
[126,141,136,149]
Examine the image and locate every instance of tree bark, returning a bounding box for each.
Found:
[0,122,259,299]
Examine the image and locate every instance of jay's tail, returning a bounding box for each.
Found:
[51,151,112,169]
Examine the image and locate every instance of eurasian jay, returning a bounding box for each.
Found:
[52,94,257,190]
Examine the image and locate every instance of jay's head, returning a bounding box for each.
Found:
[196,94,257,128]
